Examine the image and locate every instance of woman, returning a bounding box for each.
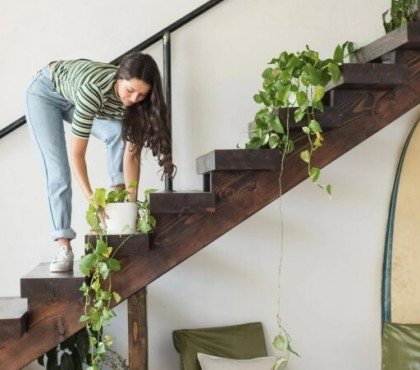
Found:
[25,52,173,272]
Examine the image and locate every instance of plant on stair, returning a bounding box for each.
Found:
[246,42,354,369]
[79,185,157,369]
[382,0,419,33]
[247,42,354,197]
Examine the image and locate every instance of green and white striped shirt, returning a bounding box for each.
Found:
[51,59,125,138]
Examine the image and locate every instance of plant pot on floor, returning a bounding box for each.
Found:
[106,202,138,235]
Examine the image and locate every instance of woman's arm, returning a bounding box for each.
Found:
[70,136,93,200]
[124,142,141,201]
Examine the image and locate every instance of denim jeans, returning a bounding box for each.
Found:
[25,65,125,241]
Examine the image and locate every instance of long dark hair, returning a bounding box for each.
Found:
[117,52,175,176]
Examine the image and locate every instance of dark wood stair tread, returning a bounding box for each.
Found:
[21,263,84,300]
[352,21,420,63]
[150,191,215,213]
[21,234,149,300]
[0,298,28,345]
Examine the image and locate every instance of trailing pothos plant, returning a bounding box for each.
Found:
[247,41,355,196]
[383,0,419,33]
[79,183,157,369]
[246,42,354,370]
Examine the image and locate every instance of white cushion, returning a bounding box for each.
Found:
[197,353,277,370]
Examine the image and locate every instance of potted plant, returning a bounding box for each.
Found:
[86,181,138,235]
[383,0,420,33]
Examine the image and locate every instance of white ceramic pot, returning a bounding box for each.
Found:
[106,202,138,235]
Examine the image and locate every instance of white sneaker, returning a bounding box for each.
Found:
[49,246,74,272]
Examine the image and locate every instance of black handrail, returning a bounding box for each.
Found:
[0,0,225,140]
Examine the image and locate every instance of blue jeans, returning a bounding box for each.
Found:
[25,66,125,241]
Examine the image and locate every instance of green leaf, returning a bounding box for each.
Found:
[150,216,157,228]
[308,119,322,133]
[106,191,116,203]
[89,336,97,346]
[95,239,108,256]
[302,126,310,134]
[108,258,121,272]
[79,282,88,294]
[326,184,333,196]
[139,220,153,233]
[245,137,263,149]
[274,358,288,370]
[93,188,106,208]
[79,315,91,324]
[294,108,306,123]
[310,167,321,182]
[146,189,157,198]
[262,133,270,146]
[270,115,284,134]
[260,91,271,106]
[313,100,324,112]
[296,91,308,106]
[313,85,325,103]
[277,83,292,106]
[300,150,310,163]
[279,51,289,65]
[97,342,106,355]
[279,70,292,81]
[99,262,110,280]
[303,63,321,85]
[79,254,98,277]
[268,134,280,149]
[262,67,273,79]
[314,137,323,148]
[334,44,344,62]
[86,210,99,230]
[287,341,300,357]
[328,63,341,84]
[286,55,300,69]
[129,180,137,188]
[113,292,122,304]
[253,93,262,104]
[273,334,288,351]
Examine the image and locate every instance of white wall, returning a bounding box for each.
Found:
[0,0,418,369]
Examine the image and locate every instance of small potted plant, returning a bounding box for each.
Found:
[105,183,138,235]
[87,182,139,235]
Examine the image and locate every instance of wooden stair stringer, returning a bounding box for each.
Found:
[0,47,419,370]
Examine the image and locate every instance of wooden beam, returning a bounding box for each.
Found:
[128,288,148,370]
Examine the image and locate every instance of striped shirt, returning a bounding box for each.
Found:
[51,59,125,138]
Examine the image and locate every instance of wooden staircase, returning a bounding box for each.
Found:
[0,22,419,369]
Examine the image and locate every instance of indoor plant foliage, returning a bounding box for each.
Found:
[247,42,354,370]
[79,184,157,369]
[383,0,419,33]
[247,42,354,196]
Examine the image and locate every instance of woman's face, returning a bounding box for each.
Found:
[115,77,151,107]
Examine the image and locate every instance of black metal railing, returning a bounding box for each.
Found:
[0,0,225,190]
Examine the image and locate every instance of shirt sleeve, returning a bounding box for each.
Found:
[71,84,104,139]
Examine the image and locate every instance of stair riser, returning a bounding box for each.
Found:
[0,316,27,348]
[150,192,216,214]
